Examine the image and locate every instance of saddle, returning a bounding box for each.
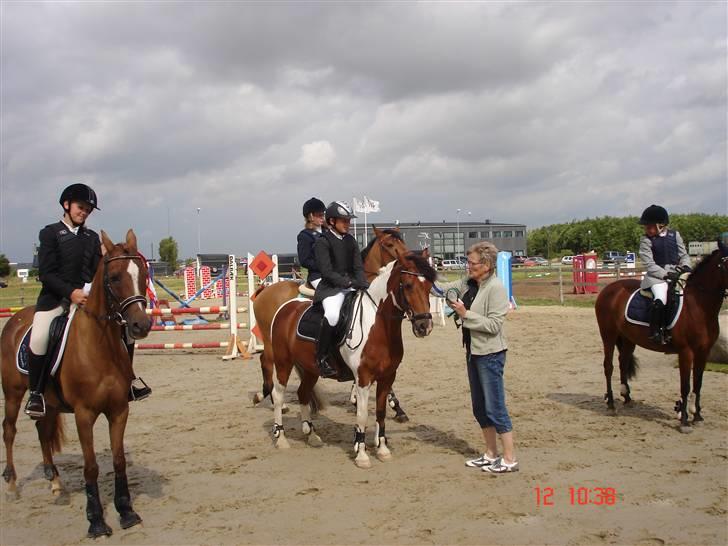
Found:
[17,308,74,377]
[296,292,359,382]
[625,282,684,330]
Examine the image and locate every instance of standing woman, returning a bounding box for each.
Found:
[297,197,326,288]
[438,242,518,473]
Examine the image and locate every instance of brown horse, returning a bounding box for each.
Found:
[595,242,728,432]
[268,250,436,468]
[251,227,410,419]
[1,230,151,537]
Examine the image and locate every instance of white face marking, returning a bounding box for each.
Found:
[417,275,425,282]
[126,260,144,310]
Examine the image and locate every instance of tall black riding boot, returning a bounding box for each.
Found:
[25,352,49,418]
[316,320,337,379]
[648,300,666,345]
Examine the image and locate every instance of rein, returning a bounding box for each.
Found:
[81,254,148,326]
[391,270,433,323]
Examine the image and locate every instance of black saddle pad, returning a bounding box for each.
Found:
[296,291,359,345]
[16,314,69,376]
[625,290,682,329]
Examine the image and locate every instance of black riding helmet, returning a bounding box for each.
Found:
[302,197,326,217]
[325,201,357,223]
[639,204,668,225]
[59,183,100,211]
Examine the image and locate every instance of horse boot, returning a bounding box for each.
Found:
[648,300,666,344]
[24,351,49,418]
[124,342,152,401]
[315,320,337,379]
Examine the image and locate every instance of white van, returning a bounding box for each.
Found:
[441,259,464,270]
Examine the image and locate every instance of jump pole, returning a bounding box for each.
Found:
[222,254,250,361]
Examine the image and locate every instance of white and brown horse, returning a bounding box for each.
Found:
[268,251,436,468]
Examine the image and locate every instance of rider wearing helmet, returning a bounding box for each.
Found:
[312,201,369,378]
[638,204,691,344]
[24,184,150,418]
[297,197,326,288]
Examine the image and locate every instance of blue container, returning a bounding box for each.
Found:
[496,251,516,308]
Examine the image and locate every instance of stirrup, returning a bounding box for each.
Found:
[317,358,337,379]
[129,378,152,401]
[24,393,46,418]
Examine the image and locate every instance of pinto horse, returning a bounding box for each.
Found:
[252,227,411,420]
[1,230,151,537]
[595,242,728,432]
[268,251,436,468]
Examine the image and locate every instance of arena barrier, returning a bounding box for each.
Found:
[136,255,251,360]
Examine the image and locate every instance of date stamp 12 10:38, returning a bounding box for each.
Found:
[534,487,618,506]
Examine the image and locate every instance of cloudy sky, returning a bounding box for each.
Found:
[1,1,726,262]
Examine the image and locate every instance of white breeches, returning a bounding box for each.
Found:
[322,291,347,326]
[651,282,668,305]
[29,306,65,355]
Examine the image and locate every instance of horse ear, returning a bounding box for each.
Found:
[421,247,430,259]
[100,230,115,255]
[373,226,382,237]
[126,229,138,252]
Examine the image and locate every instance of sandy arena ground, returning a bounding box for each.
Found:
[1,306,726,545]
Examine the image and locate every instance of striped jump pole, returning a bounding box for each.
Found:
[145,306,247,316]
[0,307,23,314]
[151,323,248,332]
[135,342,230,350]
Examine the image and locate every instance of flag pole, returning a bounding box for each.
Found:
[363,195,369,247]
[352,197,357,241]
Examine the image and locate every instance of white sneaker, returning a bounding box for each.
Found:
[465,453,498,468]
[483,457,519,473]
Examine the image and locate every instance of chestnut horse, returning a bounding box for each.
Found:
[252,227,411,420]
[1,230,151,537]
[269,251,436,468]
[595,242,728,432]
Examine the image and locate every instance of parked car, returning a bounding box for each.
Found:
[602,251,626,263]
[561,255,574,265]
[441,259,465,270]
[512,256,526,266]
[524,256,549,266]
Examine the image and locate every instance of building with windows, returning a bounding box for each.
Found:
[353,220,527,260]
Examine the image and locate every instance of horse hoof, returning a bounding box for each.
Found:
[275,436,291,449]
[354,457,372,469]
[679,425,693,434]
[87,520,113,538]
[693,415,704,424]
[252,393,263,405]
[282,404,290,414]
[120,510,142,529]
[376,450,393,462]
[307,433,324,448]
[394,414,409,423]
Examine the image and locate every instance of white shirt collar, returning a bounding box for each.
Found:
[61,218,80,235]
[329,228,344,240]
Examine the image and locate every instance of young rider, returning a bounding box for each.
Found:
[313,201,368,378]
[25,184,150,418]
[297,197,326,289]
[638,204,692,344]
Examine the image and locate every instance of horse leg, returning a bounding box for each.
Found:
[35,409,63,496]
[75,408,112,538]
[349,382,357,406]
[617,338,637,405]
[271,374,290,449]
[601,336,617,411]
[353,382,372,469]
[676,350,693,433]
[388,388,409,423]
[254,348,289,413]
[691,353,707,424]
[2,387,24,499]
[375,376,396,462]
[297,371,323,447]
[109,407,142,530]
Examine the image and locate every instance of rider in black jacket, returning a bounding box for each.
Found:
[25,184,150,418]
[297,197,326,288]
[312,201,369,377]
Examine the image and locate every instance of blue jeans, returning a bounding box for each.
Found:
[467,350,512,434]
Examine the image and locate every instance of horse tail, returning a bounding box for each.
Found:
[50,413,66,454]
[293,363,329,414]
[625,353,639,380]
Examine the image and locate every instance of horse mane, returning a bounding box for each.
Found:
[403,252,438,283]
[687,248,721,286]
[361,229,404,261]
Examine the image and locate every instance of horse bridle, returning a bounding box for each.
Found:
[103,254,148,325]
[390,270,433,323]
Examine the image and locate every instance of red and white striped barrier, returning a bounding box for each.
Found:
[151,323,247,332]
[145,306,247,316]
[135,342,231,350]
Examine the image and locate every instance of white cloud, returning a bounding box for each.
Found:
[299,140,336,171]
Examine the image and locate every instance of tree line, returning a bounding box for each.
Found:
[527,213,728,258]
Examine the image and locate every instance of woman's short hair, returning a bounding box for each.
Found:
[467,241,499,269]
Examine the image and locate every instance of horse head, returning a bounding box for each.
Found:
[100,229,152,339]
[390,248,437,338]
[687,240,728,298]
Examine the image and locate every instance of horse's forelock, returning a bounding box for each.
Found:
[404,253,437,283]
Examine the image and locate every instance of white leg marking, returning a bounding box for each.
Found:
[354,384,372,468]
[271,380,290,449]
[375,421,392,462]
[688,392,696,415]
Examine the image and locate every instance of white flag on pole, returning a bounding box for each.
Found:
[364,196,380,213]
[352,197,367,213]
